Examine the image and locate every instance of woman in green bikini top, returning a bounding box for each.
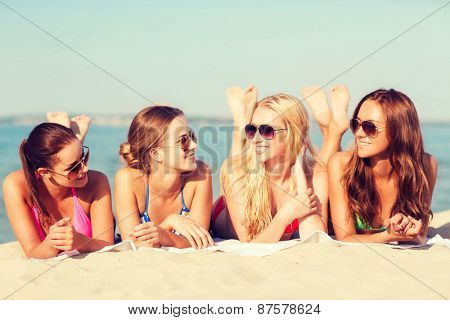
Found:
[329,89,438,244]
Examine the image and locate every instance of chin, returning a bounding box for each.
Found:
[180,159,198,172]
[73,174,89,187]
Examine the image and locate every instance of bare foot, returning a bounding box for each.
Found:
[329,85,350,135]
[300,86,331,132]
[70,115,91,143]
[226,85,258,127]
[46,111,70,128]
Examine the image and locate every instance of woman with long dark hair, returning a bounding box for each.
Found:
[329,89,438,244]
[3,123,114,258]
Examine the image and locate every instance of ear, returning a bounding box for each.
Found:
[149,148,162,163]
[36,167,50,178]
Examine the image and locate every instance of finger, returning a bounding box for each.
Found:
[55,217,71,227]
[136,232,158,242]
[134,222,154,232]
[194,227,210,249]
[182,232,198,249]
[389,213,403,225]
[52,226,73,234]
[187,228,204,249]
[305,188,313,196]
[399,216,410,230]
[132,227,157,238]
[402,220,413,234]
[50,239,72,247]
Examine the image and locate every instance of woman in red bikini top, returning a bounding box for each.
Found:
[3,122,114,259]
[211,85,350,242]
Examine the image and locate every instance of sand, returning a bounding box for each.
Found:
[0,210,449,300]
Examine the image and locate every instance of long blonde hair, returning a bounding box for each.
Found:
[220,94,317,240]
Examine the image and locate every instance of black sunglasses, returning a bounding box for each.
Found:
[47,146,90,180]
[179,130,197,151]
[350,118,385,138]
[244,124,287,140]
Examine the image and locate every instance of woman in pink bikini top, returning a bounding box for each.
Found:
[3,122,114,259]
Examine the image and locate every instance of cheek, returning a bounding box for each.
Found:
[268,140,287,157]
[370,133,390,154]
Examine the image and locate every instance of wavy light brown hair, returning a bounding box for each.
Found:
[120,106,184,174]
[342,89,432,226]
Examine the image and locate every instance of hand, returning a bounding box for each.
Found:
[128,222,162,248]
[226,85,258,126]
[384,213,425,243]
[168,215,215,249]
[278,188,317,223]
[47,217,82,251]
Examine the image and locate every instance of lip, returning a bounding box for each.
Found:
[358,140,371,147]
[76,173,87,180]
[255,146,269,154]
[184,152,196,159]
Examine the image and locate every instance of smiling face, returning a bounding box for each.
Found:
[47,139,89,188]
[158,115,198,173]
[249,107,288,164]
[354,100,390,159]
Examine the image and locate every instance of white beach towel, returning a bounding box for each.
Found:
[45,231,449,261]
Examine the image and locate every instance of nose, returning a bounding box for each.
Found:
[189,140,197,151]
[253,130,264,144]
[81,162,89,173]
[355,124,366,139]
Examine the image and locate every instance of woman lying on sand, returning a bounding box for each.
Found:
[211,85,350,242]
[329,89,438,244]
[3,112,114,258]
[115,106,214,249]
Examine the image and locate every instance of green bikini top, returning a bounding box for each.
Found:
[354,215,386,232]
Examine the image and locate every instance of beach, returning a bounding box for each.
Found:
[0,210,448,300]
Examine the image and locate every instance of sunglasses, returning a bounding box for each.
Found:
[164,130,197,151]
[350,118,385,138]
[244,124,287,140]
[47,146,90,180]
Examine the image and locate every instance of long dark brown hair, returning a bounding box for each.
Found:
[342,89,432,226]
[119,106,184,175]
[19,123,77,225]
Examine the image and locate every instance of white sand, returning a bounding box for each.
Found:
[0,210,449,300]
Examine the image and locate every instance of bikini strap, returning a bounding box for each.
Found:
[71,187,77,197]
[145,184,150,211]
[180,185,190,213]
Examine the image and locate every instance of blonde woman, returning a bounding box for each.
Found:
[114,106,214,249]
[211,86,350,242]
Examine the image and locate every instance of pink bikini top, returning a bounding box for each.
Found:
[31,187,92,241]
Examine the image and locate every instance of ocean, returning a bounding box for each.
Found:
[1,119,449,243]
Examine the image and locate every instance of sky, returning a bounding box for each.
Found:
[0,0,449,121]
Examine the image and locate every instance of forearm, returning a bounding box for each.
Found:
[25,238,60,259]
[248,215,291,243]
[339,230,397,244]
[159,228,191,248]
[76,233,112,253]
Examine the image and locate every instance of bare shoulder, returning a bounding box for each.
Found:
[114,167,144,187]
[328,151,353,170]
[3,169,28,195]
[425,153,438,172]
[86,170,110,187]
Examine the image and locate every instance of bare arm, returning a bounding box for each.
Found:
[3,172,59,258]
[76,171,114,253]
[114,168,142,241]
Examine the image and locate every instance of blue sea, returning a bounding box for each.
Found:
[1,119,449,243]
